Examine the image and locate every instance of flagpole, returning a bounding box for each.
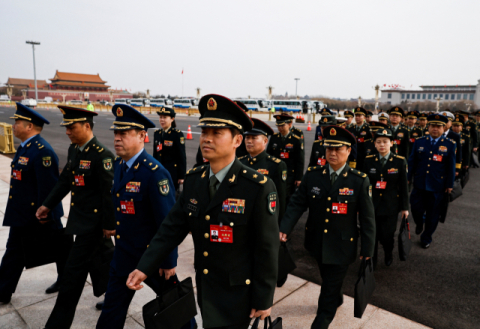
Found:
[182,68,184,97]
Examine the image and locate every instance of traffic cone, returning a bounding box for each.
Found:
[307,121,311,131]
[145,132,150,143]
[186,125,193,140]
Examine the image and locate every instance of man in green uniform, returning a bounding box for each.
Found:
[417,112,428,136]
[266,114,305,201]
[36,106,115,329]
[343,110,354,129]
[126,94,279,329]
[240,118,287,222]
[347,107,372,170]
[387,107,410,158]
[280,126,375,329]
[406,111,423,151]
[452,115,470,177]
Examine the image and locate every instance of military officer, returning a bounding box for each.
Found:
[0,104,67,304]
[309,116,336,167]
[363,128,409,268]
[153,106,187,191]
[408,114,456,249]
[458,110,478,154]
[452,115,470,176]
[96,105,195,329]
[406,111,422,151]
[266,114,305,201]
[366,110,373,124]
[36,106,116,329]
[378,112,389,126]
[315,108,334,140]
[387,107,410,158]
[417,112,428,136]
[280,126,375,329]
[233,100,250,158]
[347,107,372,170]
[440,111,462,176]
[127,95,279,328]
[240,118,287,222]
[343,110,354,129]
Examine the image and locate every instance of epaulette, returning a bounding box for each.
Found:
[365,155,375,158]
[238,155,248,160]
[267,156,281,164]
[275,133,280,136]
[240,166,268,184]
[141,159,159,171]
[114,156,121,162]
[186,165,207,175]
[445,138,455,144]
[314,140,321,144]
[37,143,44,149]
[394,154,405,159]
[292,134,300,139]
[350,168,367,178]
[97,146,104,153]
[307,165,324,172]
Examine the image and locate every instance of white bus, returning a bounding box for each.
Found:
[173,98,198,109]
[150,98,173,108]
[114,98,131,105]
[130,98,150,107]
[270,100,302,113]
[234,99,264,111]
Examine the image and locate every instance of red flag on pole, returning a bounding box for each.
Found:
[182,68,184,74]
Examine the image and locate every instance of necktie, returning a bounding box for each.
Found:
[120,162,128,180]
[431,139,435,147]
[330,172,337,185]
[209,175,219,200]
[380,158,386,167]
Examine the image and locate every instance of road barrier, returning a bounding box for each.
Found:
[0,123,16,154]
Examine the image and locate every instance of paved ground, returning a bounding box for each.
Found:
[1,105,477,328]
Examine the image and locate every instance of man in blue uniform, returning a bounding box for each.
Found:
[0,103,67,304]
[408,114,456,249]
[96,104,195,329]
[440,110,462,176]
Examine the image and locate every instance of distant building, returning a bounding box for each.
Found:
[49,71,110,92]
[380,80,480,108]
[6,78,49,90]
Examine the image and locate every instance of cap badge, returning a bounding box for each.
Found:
[395,107,399,111]
[330,128,337,136]
[207,98,217,111]
[323,118,328,122]
[116,108,123,117]
[383,130,387,134]
[435,115,439,119]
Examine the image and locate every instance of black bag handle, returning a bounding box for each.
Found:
[251,316,273,329]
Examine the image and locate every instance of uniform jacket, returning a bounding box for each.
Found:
[459,132,471,167]
[4,134,63,227]
[43,136,116,235]
[239,151,287,221]
[408,136,456,192]
[153,127,187,184]
[348,123,372,170]
[266,132,305,182]
[407,126,423,150]
[137,159,279,328]
[309,140,326,167]
[390,124,410,158]
[465,120,478,148]
[111,150,178,276]
[363,153,409,217]
[314,125,323,141]
[445,130,462,171]
[280,164,376,265]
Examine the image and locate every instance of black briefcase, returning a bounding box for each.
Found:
[22,227,73,269]
[143,277,197,329]
[354,259,376,318]
[251,316,282,329]
[277,242,296,287]
[461,169,470,188]
[88,237,115,297]
[398,215,412,261]
[449,179,463,202]
[472,152,480,167]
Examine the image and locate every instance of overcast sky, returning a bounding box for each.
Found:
[1,0,479,100]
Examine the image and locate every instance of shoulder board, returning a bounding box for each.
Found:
[314,140,321,144]
[238,155,248,160]
[274,133,280,136]
[240,166,268,184]
[365,155,375,158]
[38,144,45,149]
[186,165,207,175]
[115,156,121,161]
[307,165,324,172]
[394,155,405,159]
[350,168,367,178]
[267,156,281,163]
[140,158,159,171]
[97,147,104,153]
[292,134,300,139]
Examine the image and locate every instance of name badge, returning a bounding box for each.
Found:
[317,158,326,166]
[164,140,173,147]
[332,203,348,214]
[318,136,323,140]
[376,181,387,189]
[126,181,141,193]
[18,157,29,165]
[210,225,233,243]
[222,199,245,214]
[12,170,22,180]
[79,160,91,169]
[156,143,162,152]
[394,139,401,145]
[357,138,364,143]
[433,154,443,162]
[74,175,85,186]
[280,152,289,159]
[120,201,135,214]
[409,138,416,143]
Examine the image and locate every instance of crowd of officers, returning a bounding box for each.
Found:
[0,97,478,329]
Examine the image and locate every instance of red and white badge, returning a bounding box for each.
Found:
[280,152,289,159]
[357,138,364,143]
[203,157,209,163]
[156,143,162,152]
[394,139,401,145]
[376,181,387,189]
[210,225,233,243]
[433,154,443,162]
[12,170,22,181]
[120,201,135,214]
[409,138,416,143]
[332,203,348,214]
[317,158,326,166]
[74,175,85,186]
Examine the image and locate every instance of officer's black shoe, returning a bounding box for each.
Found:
[421,242,430,249]
[95,300,104,310]
[415,225,423,235]
[385,253,393,266]
[45,280,61,294]
[0,294,11,304]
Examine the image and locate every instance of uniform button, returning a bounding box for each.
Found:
[71,203,74,206]
[230,222,234,226]
[203,269,208,274]
[189,212,192,216]
[205,215,210,220]
[10,185,12,188]
[350,238,354,241]
[31,202,34,206]
[94,209,97,213]
[327,197,331,201]
[117,207,120,211]
[324,229,328,233]
[72,182,75,185]
[326,208,330,212]
[429,158,431,160]
[312,195,315,198]
[203,252,208,257]
[246,279,251,285]
[380,174,383,177]
[9,196,12,199]
[116,193,120,197]
[117,221,120,225]
[116,235,120,239]
[380,194,382,196]
[325,219,329,223]
[306,227,308,230]
[428,164,430,167]
[430,151,432,154]
[204,233,209,238]
[11,165,14,168]
[427,171,429,173]
[72,192,74,196]
[72,171,75,174]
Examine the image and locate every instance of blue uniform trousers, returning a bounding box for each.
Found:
[0,225,66,298]
[410,188,445,244]
[96,267,196,329]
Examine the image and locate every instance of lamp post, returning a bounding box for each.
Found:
[26,41,40,102]
[374,84,380,113]
[267,86,274,100]
[435,96,442,112]
[294,78,300,99]
[196,88,201,99]
[109,89,114,103]
[358,96,362,107]
[6,84,13,100]
[21,89,27,100]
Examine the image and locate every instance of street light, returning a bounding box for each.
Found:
[26,41,40,102]
[294,78,300,99]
